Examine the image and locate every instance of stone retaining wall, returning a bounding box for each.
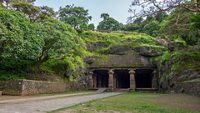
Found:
[0,80,66,96]
[173,82,200,97]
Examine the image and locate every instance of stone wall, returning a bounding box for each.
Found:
[0,80,23,95]
[173,82,200,97]
[0,80,66,96]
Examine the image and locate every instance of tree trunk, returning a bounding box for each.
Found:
[36,49,49,70]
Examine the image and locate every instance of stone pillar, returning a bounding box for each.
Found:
[93,74,97,88]
[129,69,136,91]
[113,73,117,90]
[89,71,94,89]
[108,69,114,91]
[152,70,158,89]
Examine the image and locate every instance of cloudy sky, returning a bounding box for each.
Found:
[35,0,133,26]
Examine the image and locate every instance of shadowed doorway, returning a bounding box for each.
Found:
[93,70,108,88]
[115,69,130,88]
[135,69,153,88]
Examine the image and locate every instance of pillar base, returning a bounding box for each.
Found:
[129,88,136,92]
[106,88,114,92]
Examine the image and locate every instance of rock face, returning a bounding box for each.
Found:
[156,57,200,96]
[171,70,200,97]
[133,46,163,57]
[105,45,132,55]
[173,82,200,97]
[86,44,165,68]
[88,51,153,68]
[87,42,108,51]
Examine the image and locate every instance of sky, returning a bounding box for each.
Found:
[35,0,133,26]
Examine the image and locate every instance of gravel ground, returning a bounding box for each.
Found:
[0,92,121,113]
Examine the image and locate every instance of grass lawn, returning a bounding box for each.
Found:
[52,92,200,113]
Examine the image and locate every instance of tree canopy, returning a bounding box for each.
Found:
[97,13,123,31]
[58,5,92,31]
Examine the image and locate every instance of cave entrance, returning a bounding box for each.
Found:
[135,69,153,88]
[115,69,130,89]
[94,70,108,88]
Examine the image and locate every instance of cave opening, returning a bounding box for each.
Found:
[94,70,108,88]
[135,69,153,88]
[115,69,130,88]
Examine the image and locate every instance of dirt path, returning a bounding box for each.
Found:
[0,92,121,113]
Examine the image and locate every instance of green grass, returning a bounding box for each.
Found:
[50,92,200,113]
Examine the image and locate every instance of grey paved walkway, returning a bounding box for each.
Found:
[0,92,121,113]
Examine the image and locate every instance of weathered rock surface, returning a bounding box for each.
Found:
[87,42,108,51]
[133,46,163,57]
[105,45,132,55]
[89,52,153,68]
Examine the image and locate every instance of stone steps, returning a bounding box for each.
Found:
[97,88,107,93]
[135,88,158,92]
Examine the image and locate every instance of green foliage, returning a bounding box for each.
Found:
[35,17,88,78]
[80,31,165,55]
[191,13,200,29]
[0,8,41,72]
[0,8,87,80]
[125,16,163,37]
[0,71,25,80]
[87,23,95,31]
[59,5,92,30]
[171,49,200,72]
[143,20,160,36]
[159,8,199,45]
[161,51,171,62]
[97,14,123,31]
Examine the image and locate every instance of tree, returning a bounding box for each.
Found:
[129,0,200,19]
[159,8,199,45]
[35,17,78,68]
[35,6,56,21]
[143,19,160,36]
[101,13,109,20]
[0,8,42,71]
[97,13,123,31]
[124,17,144,31]
[12,2,40,21]
[88,23,95,31]
[155,12,168,22]
[58,5,92,30]
[0,0,40,21]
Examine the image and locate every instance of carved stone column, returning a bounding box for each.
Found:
[129,69,136,91]
[113,73,117,90]
[108,69,114,91]
[89,71,94,89]
[93,74,97,88]
[152,70,158,89]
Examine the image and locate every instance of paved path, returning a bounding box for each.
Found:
[0,92,121,113]
[0,92,93,104]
